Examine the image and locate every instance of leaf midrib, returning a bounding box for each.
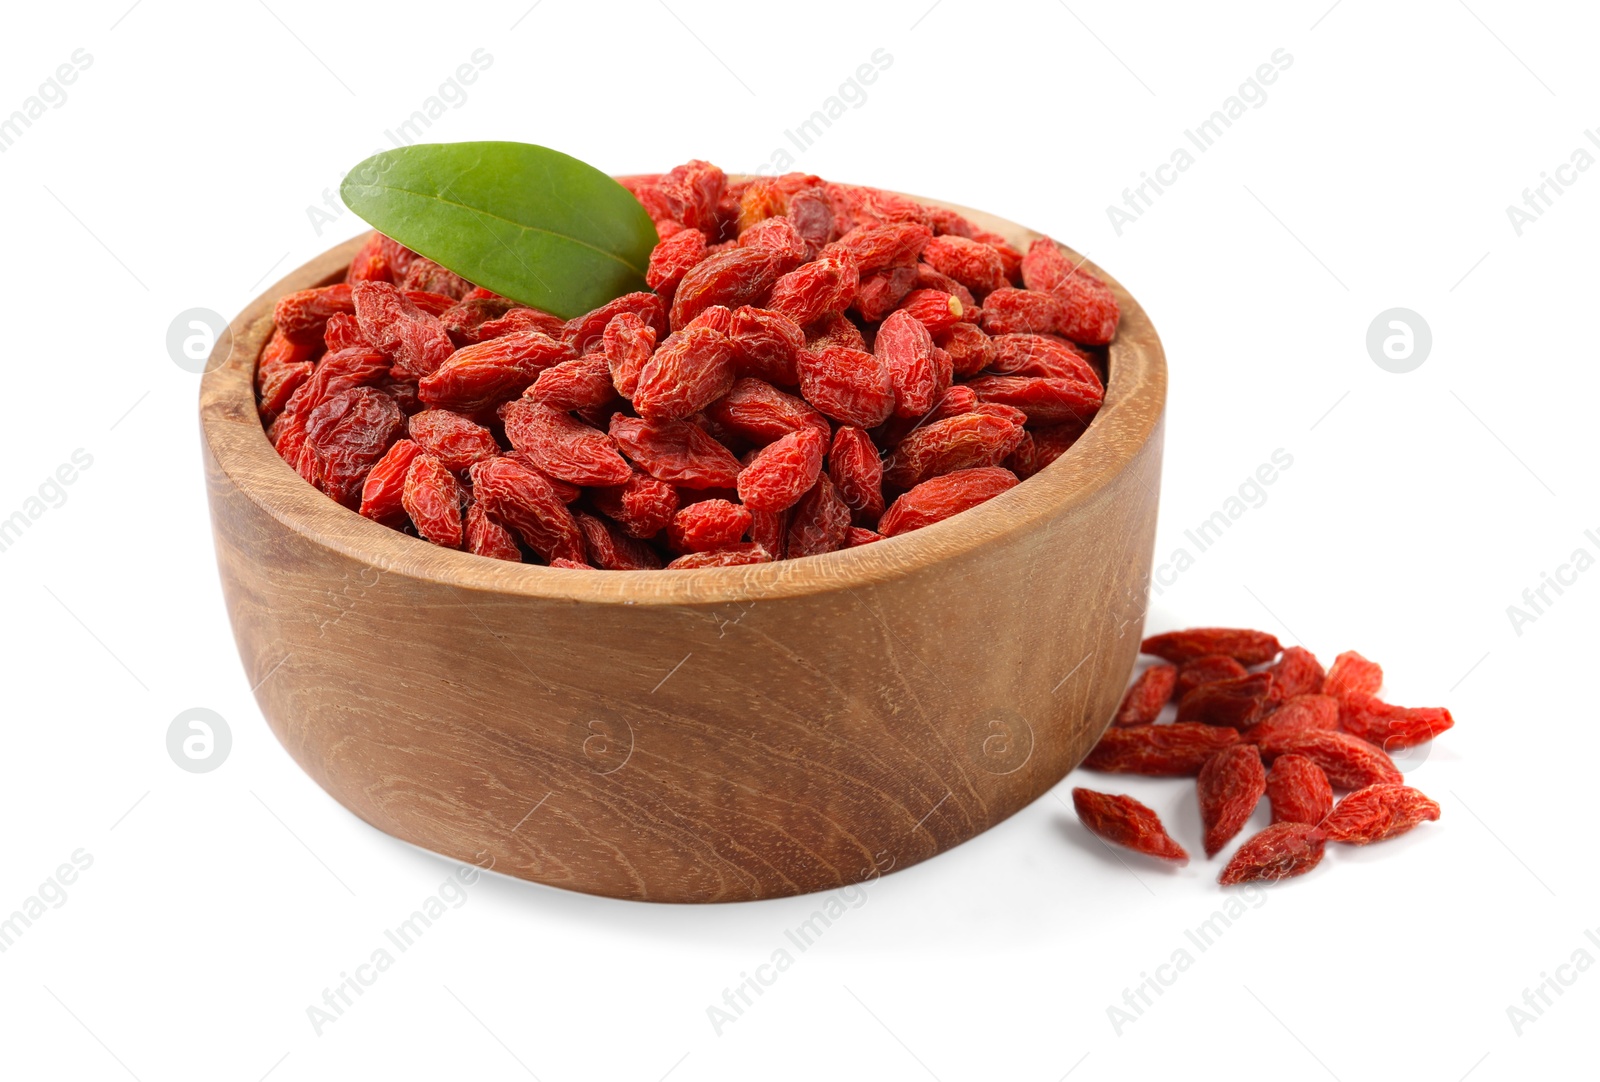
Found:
[360,181,647,276]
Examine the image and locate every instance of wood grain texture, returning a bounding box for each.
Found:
[199,194,1167,903]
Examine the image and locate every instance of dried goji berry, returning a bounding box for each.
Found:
[351,281,455,379]
[402,452,464,548]
[417,331,573,412]
[797,346,894,428]
[921,235,1006,296]
[728,305,805,386]
[439,296,521,346]
[1338,695,1455,749]
[885,412,1024,489]
[468,457,584,564]
[1176,672,1274,728]
[345,233,417,285]
[804,312,869,353]
[846,527,882,546]
[1218,822,1325,885]
[407,409,500,474]
[293,347,390,412]
[258,355,313,420]
[1033,420,1087,467]
[739,215,811,265]
[1257,730,1403,790]
[895,288,964,335]
[323,312,372,352]
[525,355,619,415]
[359,438,422,527]
[988,334,1100,385]
[646,227,709,301]
[589,469,681,538]
[1114,664,1177,726]
[685,304,734,336]
[602,311,657,399]
[737,426,826,512]
[653,159,727,233]
[1071,788,1189,863]
[878,466,1019,536]
[1242,694,1340,744]
[852,265,919,323]
[1323,650,1384,702]
[1005,430,1039,480]
[705,377,830,445]
[749,507,789,559]
[972,229,1023,281]
[1320,784,1441,844]
[464,499,522,561]
[1141,628,1284,666]
[764,254,860,327]
[399,258,474,300]
[275,283,355,344]
[965,373,1102,426]
[785,185,838,248]
[666,543,774,569]
[1198,744,1266,857]
[1082,723,1241,776]
[670,247,789,330]
[787,475,851,558]
[301,385,402,502]
[1266,754,1334,826]
[828,425,885,521]
[977,289,1064,336]
[935,322,995,378]
[913,264,977,312]
[825,222,931,274]
[874,310,938,419]
[501,399,632,486]
[1022,238,1120,345]
[565,292,668,355]
[1174,655,1250,700]
[1266,646,1326,702]
[572,509,662,570]
[667,499,752,554]
[609,415,743,490]
[634,326,737,422]
[479,306,567,341]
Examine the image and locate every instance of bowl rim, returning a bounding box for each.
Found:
[200,189,1166,607]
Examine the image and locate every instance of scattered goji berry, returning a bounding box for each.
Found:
[589,469,681,538]
[1198,744,1266,857]
[827,426,884,521]
[1218,822,1325,885]
[1323,650,1384,702]
[1174,655,1250,699]
[1082,723,1242,777]
[1141,628,1284,666]
[1337,695,1455,749]
[1072,788,1189,863]
[501,400,632,487]
[1176,672,1275,728]
[1265,754,1334,826]
[1242,694,1340,744]
[1257,730,1403,790]
[1320,784,1441,844]
[1114,664,1177,726]
[1266,645,1326,702]
[875,309,939,419]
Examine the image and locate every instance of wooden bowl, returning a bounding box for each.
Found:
[200,196,1166,903]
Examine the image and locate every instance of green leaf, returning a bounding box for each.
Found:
[339,141,659,321]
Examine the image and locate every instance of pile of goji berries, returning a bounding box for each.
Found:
[257,161,1117,569]
[1072,628,1452,885]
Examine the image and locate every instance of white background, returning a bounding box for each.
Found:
[2,1,1596,1079]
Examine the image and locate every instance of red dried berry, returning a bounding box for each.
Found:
[670,247,789,330]
[359,439,423,527]
[480,307,567,341]
[274,283,356,344]
[1082,723,1242,776]
[464,500,521,561]
[1257,730,1403,790]
[302,387,404,506]
[988,334,1100,385]
[737,426,827,512]
[1219,822,1326,885]
[1174,655,1250,699]
[602,311,657,399]
[468,457,584,564]
[878,466,1019,537]
[1323,650,1384,702]
[345,233,417,285]
[965,374,1103,426]
[634,326,738,422]
[825,222,931,274]
[667,499,752,554]
[609,415,743,490]
[417,331,573,412]
[572,510,662,571]
[350,281,455,379]
[875,310,939,419]
[666,543,774,569]
[439,297,520,347]
[500,400,632,486]
[728,305,805,386]
[402,453,464,548]
[1141,627,1284,666]
[765,254,860,326]
[852,266,919,323]
[1033,420,1087,467]
[846,527,882,547]
[972,230,1023,281]
[884,411,1025,489]
[1338,695,1455,749]
[1265,646,1325,702]
[978,291,1065,338]
[921,235,1006,296]
[1198,744,1267,857]
[565,292,668,355]
[1071,788,1189,863]
[935,322,995,378]
[1176,672,1275,728]
[1320,784,1441,844]
[828,426,885,521]
[646,228,709,300]
[796,345,895,429]
[786,475,852,558]
[1021,238,1120,345]
[895,288,964,335]
[589,469,681,539]
[739,215,811,265]
[405,410,499,474]
[1266,754,1334,826]
[1114,664,1178,726]
[706,378,830,444]
[1242,694,1340,744]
